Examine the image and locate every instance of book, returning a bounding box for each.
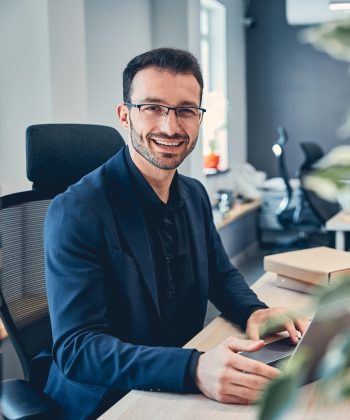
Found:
[264,247,350,286]
[275,274,320,294]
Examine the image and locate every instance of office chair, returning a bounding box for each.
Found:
[1,124,125,419]
[299,142,340,224]
[259,130,335,250]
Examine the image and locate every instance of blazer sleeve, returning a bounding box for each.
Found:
[198,184,268,330]
[44,192,197,392]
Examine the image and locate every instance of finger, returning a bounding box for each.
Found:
[222,383,263,403]
[225,336,264,353]
[246,321,260,341]
[231,353,281,380]
[230,369,270,391]
[284,320,300,344]
[218,394,250,405]
[295,317,309,335]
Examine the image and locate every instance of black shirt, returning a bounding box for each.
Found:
[125,148,201,390]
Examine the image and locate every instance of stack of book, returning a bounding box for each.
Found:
[264,246,350,293]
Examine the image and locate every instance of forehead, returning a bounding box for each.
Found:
[130,67,201,105]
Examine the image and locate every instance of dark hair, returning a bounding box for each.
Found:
[123,47,204,104]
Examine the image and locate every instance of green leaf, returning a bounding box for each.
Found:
[317,332,350,381]
[258,350,311,420]
[317,276,350,307]
[338,375,350,398]
[259,374,299,420]
[257,307,311,339]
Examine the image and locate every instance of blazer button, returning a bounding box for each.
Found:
[165,256,172,263]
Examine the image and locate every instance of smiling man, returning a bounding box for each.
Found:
[44,48,307,419]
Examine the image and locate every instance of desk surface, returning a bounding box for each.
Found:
[326,211,350,231]
[99,273,350,420]
[325,211,350,250]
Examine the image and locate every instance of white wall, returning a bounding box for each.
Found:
[48,0,88,122]
[85,0,152,131]
[0,0,52,194]
[0,0,247,199]
[0,0,89,194]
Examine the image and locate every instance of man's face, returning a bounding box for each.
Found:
[118,67,202,171]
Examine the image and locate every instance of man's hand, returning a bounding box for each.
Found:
[195,337,280,404]
[246,307,309,344]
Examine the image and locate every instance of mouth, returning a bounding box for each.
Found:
[150,137,186,150]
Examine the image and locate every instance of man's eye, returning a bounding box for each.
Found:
[178,108,196,116]
[143,105,163,112]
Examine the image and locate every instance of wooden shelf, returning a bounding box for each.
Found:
[215,199,260,230]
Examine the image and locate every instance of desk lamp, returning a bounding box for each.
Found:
[272,127,293,225]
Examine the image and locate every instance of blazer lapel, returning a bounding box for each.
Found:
[104,148,160,318]
[180,181,208,314]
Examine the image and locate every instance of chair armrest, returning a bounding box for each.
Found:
[1,379,60,420]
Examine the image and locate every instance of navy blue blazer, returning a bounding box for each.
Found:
[44,147,267,419]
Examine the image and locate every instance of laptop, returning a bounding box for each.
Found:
[240,299,350,384]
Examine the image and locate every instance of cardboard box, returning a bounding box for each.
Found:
[264,247,350,286]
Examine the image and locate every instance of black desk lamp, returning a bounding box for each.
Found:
[272,127,293,226]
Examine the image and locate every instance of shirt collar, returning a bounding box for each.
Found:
[124,146,184,221]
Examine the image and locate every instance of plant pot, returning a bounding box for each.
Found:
[204,153,220,169]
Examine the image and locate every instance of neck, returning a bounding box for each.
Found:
[129,147,175,203]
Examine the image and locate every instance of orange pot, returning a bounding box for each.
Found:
[204,153,220,169]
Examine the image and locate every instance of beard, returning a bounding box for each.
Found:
[129,119,198,170]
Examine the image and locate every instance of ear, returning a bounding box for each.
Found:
[116,104,129,129]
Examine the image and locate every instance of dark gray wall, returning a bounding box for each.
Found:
[246,0,350,178]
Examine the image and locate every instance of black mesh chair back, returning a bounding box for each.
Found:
[1,191,54,384]
[26,123,125,193]
[0,124,125,388]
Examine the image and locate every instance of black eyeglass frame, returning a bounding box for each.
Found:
[124,102,206,123]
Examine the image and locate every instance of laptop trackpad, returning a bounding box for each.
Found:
[239,337,296,366]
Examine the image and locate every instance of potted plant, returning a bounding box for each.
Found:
[203,138,220,169]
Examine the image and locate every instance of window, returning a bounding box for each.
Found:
[200,0,228,175]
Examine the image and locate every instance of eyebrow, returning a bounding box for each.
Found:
[139,97,199,107]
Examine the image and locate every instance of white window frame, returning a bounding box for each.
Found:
[200,0,228,174]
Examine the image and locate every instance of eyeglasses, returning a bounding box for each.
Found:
[124,102,206,125]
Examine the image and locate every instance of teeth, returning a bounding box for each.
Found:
[153,139,181,147]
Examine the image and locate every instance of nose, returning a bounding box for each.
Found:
[160,109,183,134]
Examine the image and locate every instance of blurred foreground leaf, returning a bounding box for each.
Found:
[300,20,350,63]
[259,350,311,420]
[318,331,350,380]
[317,277,350,308]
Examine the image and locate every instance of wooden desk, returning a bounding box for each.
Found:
[99,273,347,420]
[326,211,350,250]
